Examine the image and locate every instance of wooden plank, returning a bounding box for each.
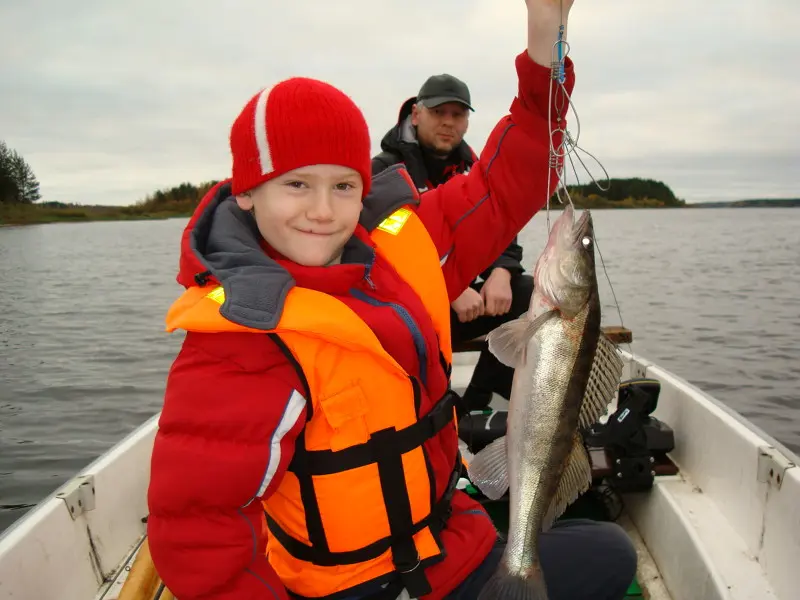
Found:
[601,325,633,345]
[452,325,633,353]
[117,538,175,600]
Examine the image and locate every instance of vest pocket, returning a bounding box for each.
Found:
[318,384,371,451]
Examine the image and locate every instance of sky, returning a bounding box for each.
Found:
[1,0,798,207]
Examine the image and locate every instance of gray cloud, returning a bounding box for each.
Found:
[1,0,798,206]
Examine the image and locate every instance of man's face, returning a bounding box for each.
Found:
[411,102,469,156]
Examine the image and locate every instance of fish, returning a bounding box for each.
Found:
[467,205,617,600]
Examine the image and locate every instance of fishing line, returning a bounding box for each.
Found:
[567,133,611,192]
[593,234,633,356]
[544,2,630,351]
[546,36,611,226]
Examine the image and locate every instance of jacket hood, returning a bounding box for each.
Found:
[174,166,420,331]
[378,96,418,155]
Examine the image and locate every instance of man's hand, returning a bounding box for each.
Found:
[451,287,485,323]
[481,268,513,316]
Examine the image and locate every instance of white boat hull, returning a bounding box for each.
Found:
[0,415,155,600]
[0,351,797,600]
[618,351,798,600]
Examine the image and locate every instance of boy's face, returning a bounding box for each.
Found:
[236,164,364,267]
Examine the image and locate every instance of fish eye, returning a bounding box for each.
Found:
[581,236,592,248]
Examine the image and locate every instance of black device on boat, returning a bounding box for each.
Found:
[457,377,675,493]
[582,377,675,492]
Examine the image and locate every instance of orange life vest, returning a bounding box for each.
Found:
[166,205,462,599]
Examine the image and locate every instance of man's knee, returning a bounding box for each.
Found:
[540,519,638,600]
[593,521,638,586]
[576,520,637,598]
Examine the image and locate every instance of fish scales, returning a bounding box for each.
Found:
[505,281,600,578]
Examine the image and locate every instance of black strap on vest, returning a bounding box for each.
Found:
[268,386,461,598]
[288,382,456,475]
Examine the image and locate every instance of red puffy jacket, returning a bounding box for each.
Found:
[147,50,575,600]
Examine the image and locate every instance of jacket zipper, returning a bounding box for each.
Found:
[363,252,376,290]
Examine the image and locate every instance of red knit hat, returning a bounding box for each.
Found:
[229,77,372,197]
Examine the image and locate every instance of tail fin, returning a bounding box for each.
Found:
[478,570,549,600]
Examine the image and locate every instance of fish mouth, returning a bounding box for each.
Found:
[573,209,593,242]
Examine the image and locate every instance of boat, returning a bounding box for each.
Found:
[0,327,797,600]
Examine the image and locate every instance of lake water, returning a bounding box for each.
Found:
[1,207,798,533]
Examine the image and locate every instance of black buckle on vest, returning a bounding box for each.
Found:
[420,389,459,438]
[437,453,460,527]
[394,553,430,597]
[396,554,421,574]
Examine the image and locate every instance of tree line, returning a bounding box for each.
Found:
[566,177,686,207]
[0,141,41,204]
[133,180,220,215]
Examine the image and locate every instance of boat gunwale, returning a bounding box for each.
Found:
[620,350,799,465]
[619,350,798,600]
[0,413,160,548]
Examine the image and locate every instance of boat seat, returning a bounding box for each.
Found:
[452,325,633,353]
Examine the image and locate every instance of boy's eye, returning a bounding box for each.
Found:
[285,181,305,188]
[335,183,354,191]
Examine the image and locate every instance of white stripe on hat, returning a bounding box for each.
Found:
[254,87,274,175]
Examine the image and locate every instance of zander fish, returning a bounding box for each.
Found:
[468,205,619,600]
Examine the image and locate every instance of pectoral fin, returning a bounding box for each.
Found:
[486,310,556,368]
[465,435,509,500]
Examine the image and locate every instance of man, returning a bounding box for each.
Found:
[372,73,534,415]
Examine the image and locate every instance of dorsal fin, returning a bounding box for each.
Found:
[578,332,624,428]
